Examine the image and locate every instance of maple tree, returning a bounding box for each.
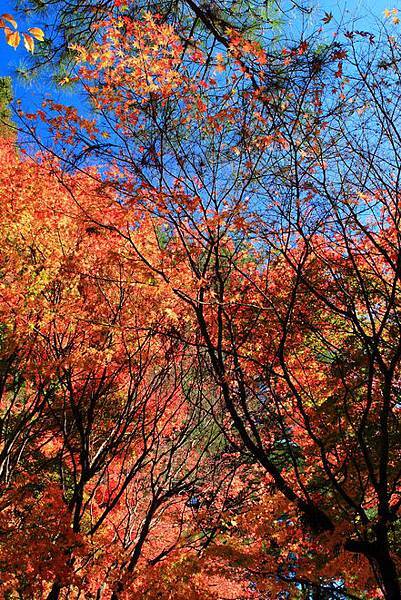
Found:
[14,0,294,75]
[0,132,242,599]
[3,1,401,599]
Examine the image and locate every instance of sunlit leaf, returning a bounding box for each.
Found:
[1,13,17,29]
[28,27,44,42]
[22,33,35,53]
[5,29,20,49]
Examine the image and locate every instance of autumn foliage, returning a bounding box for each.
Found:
[0,12,43,51]
[2,1,401,598]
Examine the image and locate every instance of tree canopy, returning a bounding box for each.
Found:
[1,2,401,599]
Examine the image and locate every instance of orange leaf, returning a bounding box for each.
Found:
[5,29,20,49]
[23,33,35,53]
[28,27,44,42]
[1,13,17,29]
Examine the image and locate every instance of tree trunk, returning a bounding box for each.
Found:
[46,582,61,600]
[346,531,400,599]
[375,549,401,599]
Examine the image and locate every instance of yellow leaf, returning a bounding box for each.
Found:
[1,13,17,29]
[384,8,392,17]
[5,29,20,49]
[22,33,35,53]
[28,27,44,42]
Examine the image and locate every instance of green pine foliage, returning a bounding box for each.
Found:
[0,77,15,138]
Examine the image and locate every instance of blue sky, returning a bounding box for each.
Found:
[0,0,397,111]
[0,0,87,115]
[0,0,57,112]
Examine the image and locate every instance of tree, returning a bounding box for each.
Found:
[14,0,294,69]
[0,77,15,137]
[0,133,241,599]
[24,6,401,598]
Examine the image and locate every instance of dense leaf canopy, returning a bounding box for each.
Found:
[1,2,401,599]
